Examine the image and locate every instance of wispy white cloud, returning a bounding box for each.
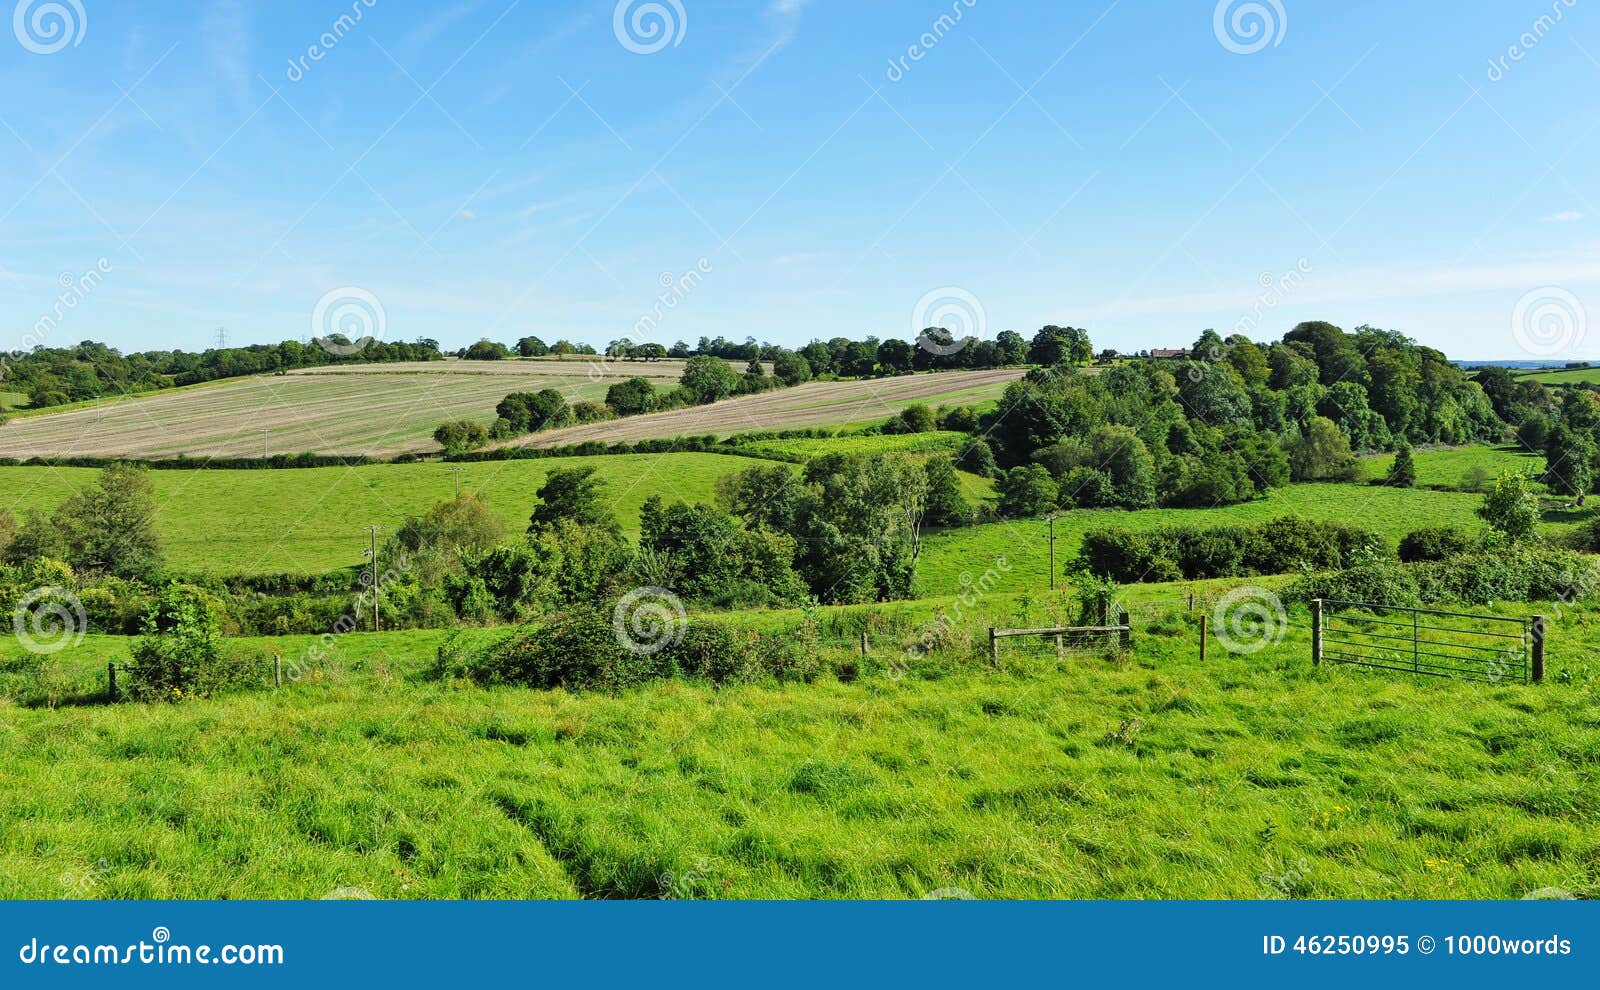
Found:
[1542,210,1584,224]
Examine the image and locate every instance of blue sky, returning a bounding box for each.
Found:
[1,0,1598,358]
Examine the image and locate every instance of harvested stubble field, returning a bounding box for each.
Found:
[501,369,1024,449]
[0,358,709,460]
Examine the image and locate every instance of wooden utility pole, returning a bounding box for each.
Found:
[450,466,466,498]
[262,429,269,459]
[365,525,382,632]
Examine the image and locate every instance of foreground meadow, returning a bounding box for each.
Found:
[1,586,1595,900]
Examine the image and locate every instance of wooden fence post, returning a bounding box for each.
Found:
[1119,607,1131,652]
[1199,615,1208,663]
[860,631,868,657]
[274,654,283,688]
[989,627,998,667]
[1531,615,1545,683]
[1311,599,1323,667]
[106,663,117,701]
[1054,633,1063,661]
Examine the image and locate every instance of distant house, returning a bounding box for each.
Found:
[1150,348,1191,360]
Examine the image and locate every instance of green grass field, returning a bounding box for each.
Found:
[915,482,1596,596]
[1359,445,1544,489]
[0,454,769,576]
[732,430,969,460]
[1513,367,1600,385]
[2,585,1595,899]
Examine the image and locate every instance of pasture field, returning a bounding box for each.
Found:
[1513,367,1600,386]
[2,584,1595,899]
[500,370,1024,449]
[913,482,1597,596]
[0,453,765,576]
[1359,445,1544,489]
[732,430,970,460]
[0,358,712,460]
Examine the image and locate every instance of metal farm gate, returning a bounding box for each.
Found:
[1311,599,1545,685]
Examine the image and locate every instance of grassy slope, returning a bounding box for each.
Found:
[915,483,1596,597]
[0,453,768,576]
[1359,445,1544,488]
[1515,367,1600,385]
[3,587,1596,899]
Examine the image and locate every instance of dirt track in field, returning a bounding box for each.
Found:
[502,368,1025,448]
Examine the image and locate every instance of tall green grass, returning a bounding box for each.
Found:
[2,587,1596,900]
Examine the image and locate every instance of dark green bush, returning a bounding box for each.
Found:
[1079,517,1381,584]
[1287,545,1599,609]
[1398,525,1476,563]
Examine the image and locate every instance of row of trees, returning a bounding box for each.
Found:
[2,339,444,408]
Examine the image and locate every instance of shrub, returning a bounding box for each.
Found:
[570,400,613,424]
[1398,525,1475,563]
[997,465,1059,518]
[1079,517,1381,584]
[1289,545,1600,610]
[434,419,488,450]
[124,583,264,700]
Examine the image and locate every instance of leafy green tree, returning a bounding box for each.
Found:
[434,419,488,450]
[53,463,164,579]
[463,339,510,360]
[681,354,741,403]
[1288,417,1358,482]
[497,389,570,433]
[923,455,971,527]
[771,351,812,385]
[515,336,549,357]
[528,466,618,535]
[1089,425,1156,507]
[893,403,936,434]
[605,376,657,416]
[877,338,915,374]
[1478,471,1540,542]
[637,497,807,607]
[1543,423,1595,504]
[396,493,506,566]
[1385,443,1417,488]
[998,465,1059,518]
[955,438,998,478]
